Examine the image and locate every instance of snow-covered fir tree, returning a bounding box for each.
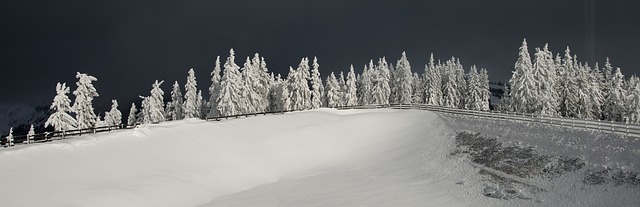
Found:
[411,72,424,104]
[533,45,559,116]
[345,65,358,106]
[603,67,626,121]
[287,58,312,110]
[127,103,137,126]
[72,72,99,129]
[239,56,264,114]
[358,61,374,105]
[269,73,291,112]
[138,96,149,123]
[196,90,204,118]
[27,124,35,144]
[442,59,461,108]
[183,68,200,118]
[103,100,122,127]
[558,48,581,117]
[509,39,538,113]
[393,52,413,104]
[338,71,347,107]
[310,57,324,108]
[464,66,486,110]
[370,58,390,105]
[573,62,595,119]
[5,127,13,147]
[140,80,166,124]
[217,49,243,116]
[325,72,342,108]
[250,53,272,113]
[453,58,466,108]
[424,54,443,106]
[626,75,640,123]
[209,56,222,117]
[478,68,491,111]
[167,81,184,120]
[45,82,77,131]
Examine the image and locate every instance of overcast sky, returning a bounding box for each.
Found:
[1,0,639,108]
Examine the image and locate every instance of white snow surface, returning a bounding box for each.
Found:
[0,109,638,206]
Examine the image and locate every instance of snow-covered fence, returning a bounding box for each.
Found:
[1,124,133,147]
[1,110,297,147]
[339,103,640,137]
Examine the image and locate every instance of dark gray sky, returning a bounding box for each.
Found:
[1,0,639,108]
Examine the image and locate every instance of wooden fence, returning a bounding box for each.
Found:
[4,103,638,147]
[339,103,640,138]
[1,110,295,147]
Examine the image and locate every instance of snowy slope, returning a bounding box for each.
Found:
[0,109,638,207]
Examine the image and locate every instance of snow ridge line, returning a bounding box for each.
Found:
[339,104,640,138]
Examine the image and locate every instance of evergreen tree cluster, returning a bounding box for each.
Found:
[507,39,640,123]
[38,49,495,137]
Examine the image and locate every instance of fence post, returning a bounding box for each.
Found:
[62,130,65,139]
[572,117,575,127]
[611,120,615,132]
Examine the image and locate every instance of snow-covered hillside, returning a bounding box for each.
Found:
[0,109,638,207]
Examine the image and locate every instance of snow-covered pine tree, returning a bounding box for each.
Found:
[587,64,605,119]
[148,80,166,123]
[394,52,413,104]
[411,72,424,104]
[6,127,13,147]
[626,75,640,123]
[573,62,595,119]
[358,61,375,105]
[167,81,184,120]
[310,57,324,108]
[603,67,626,121]
[268,73,290,112]
[375,57,391,105]
[344,65,358,106]
[291,58,312,110]
[558,48,581,117]
[127,103,137,126]
[45,82,77,131]
[217,49,243,116]
[183,68,200,118]
[464,66,483,110]
[72,72,99,129]
[137,96,149,124]
[196,90,203,118]
[454,58,467,108]
[509,39,538,113]
[250,54,272,113]
[533,45,560,116]
[27,124,35,144]
[240,56,261,114]
[286,66,301,110]
[338,71,347,107]
[479,68,490,111]
[442,59,460,108]
[424,53,443,106]
[104,100,122,127]
[209,56,222,117]
[325,72,342,108]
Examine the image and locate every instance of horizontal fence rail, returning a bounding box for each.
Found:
[339,103,640,138]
